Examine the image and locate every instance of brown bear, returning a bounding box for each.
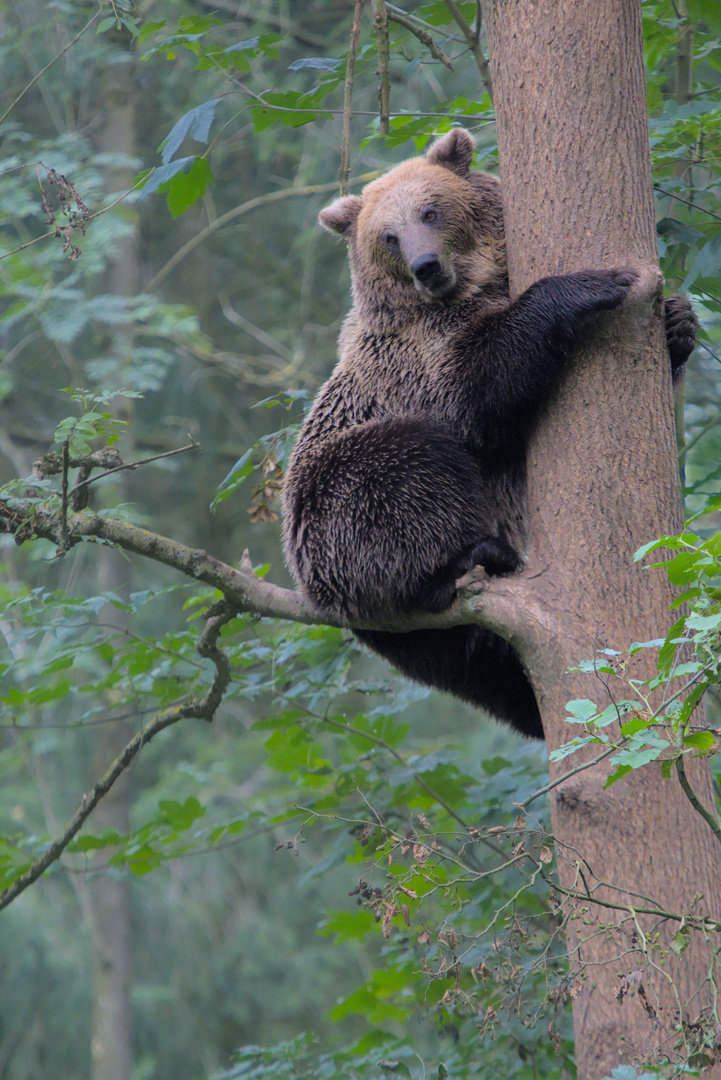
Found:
[282,128,696,739]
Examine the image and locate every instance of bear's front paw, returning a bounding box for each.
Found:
[582,264,662,315]
[622,264,664,306]
[603,268,639,290]
[664,294,698,375]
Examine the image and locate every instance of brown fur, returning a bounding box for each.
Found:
[281,129,696,738]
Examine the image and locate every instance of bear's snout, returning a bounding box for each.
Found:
[410,253,455,298]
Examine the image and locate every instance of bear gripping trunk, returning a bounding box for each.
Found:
[481,1,721,1077]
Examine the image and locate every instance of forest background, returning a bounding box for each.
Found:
[1,1,721,1079]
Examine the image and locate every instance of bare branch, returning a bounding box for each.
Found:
[69,440,201,497]
[373,0,391,135]
[340,0,366,195]
[0,11,101,129]
[444,0,493,99]
[385,7,454,70]
[675,753,721,849]
[0,606,235,911]
[60,439,70,552]
[145,180,379,291]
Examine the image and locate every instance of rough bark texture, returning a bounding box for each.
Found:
[480,1,721,1077]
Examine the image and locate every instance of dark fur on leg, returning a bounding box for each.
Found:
[356,625,543,739]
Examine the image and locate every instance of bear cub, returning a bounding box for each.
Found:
[282,129,696,739]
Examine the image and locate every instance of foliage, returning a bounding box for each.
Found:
[0,2,721,1080]
[550,498,721,790]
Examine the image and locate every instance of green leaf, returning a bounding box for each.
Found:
[683,730,717,753]
[69,830,123,852]
[628,638,665,654]
[137,156,214,217]
[604,763,633,787]
[549,735,595,761]
[320,909,376,940]
[565,699,599,723]
[686,0,721,33]
[674,682,710,728]
[634,535,680,561]
[670,919,691,956]
[136,157,197,199]
[288,57,342,71]
[620,714,649,737]
[686,612,721,632]
[682,235,721,290]
[121,844,163,875]
[166,157,214,218]
[597,701,639,728]
[210,447,255,512]
[157,797,206,830]
[137,19,166,44]
[481,755,512,775]
[160,99,222,164]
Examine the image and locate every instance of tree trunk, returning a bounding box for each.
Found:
[480,1,721,1076]
[87,26,138,1080]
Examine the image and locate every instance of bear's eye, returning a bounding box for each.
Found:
[384,233,399,249]
[422,209,437,223]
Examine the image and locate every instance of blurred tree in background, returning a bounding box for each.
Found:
[0,2,720,1079]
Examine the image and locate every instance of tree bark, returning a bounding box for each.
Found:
[480,1,721,1077]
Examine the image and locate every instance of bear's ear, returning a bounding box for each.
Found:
[318,195,363,238]
[425,128,475,176]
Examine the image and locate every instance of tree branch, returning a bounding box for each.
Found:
[675,753,721,849]
[340,0,366,195]
[444,0,492,98]
[0,606,235,911]
[0,11,100,129]
[385,7,454,70]
[0,497,547,640]
[373,0,391,135]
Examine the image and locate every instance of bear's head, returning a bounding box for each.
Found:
[319,129,507,313]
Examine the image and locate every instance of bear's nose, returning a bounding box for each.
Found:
[411,254,443,285]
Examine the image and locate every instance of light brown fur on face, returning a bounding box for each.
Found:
[318,134,508,321]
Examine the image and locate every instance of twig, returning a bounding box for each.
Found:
[385,7,453,70]
[0,173,148,264]
[69,439,201,497]
[540,865,721,932]
[675,753,721,849]
[145,179,378,290]
[320,713,476,836]
[653,184,721,224]
[340,0,366,195]
[519,743,619,809]
[60,439,70,552]
[0,605,234,911]
[0,710,181,910]
[373,0,391,136]
[444,0,492,99]
[0,11,101,129]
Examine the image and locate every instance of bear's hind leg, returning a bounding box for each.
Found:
[356,625,543,739]
[285,416,500,620]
